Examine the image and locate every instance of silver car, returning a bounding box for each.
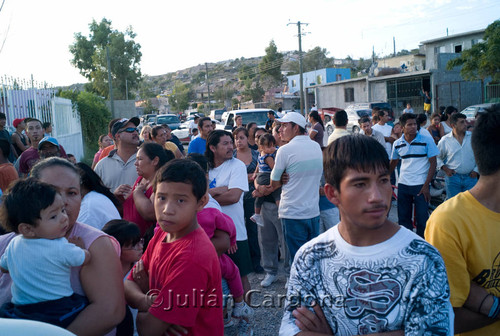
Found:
[325,108,372,135]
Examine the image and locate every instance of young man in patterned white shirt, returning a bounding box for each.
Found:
[279,135,453,336]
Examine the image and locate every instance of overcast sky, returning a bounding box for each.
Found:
[0,0,497,86]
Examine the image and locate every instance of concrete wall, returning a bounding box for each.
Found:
[288,68,351,94]
[376,55,426,72]
[315,78,368,109]
[423,31,484,70]
[369,81,387,103]
[106,100,137,119]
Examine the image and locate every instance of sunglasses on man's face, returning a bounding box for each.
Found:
[119,127,138,134]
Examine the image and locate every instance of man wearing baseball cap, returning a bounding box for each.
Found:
[38,137,63,159]
[94,117,140,192]
[269,112,323,263]
[11,118,29,156]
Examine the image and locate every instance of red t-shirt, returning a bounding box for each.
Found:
[128,227,223,335]
[123,177,154,237]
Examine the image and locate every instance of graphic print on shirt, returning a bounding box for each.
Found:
[287,238,450,335]
[472,251,500,292]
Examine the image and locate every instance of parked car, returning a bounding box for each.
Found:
[155,114,181,130]
[209,109,226,121]
[460,103,494,128]
[217,109,278,130]
[142,114,157,125]
[325,108,372,136]
[348,102,394,120]
[171,128,191,145]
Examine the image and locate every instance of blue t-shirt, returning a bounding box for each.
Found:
[0,236,85,305]
[258,151,276,173]
[187,137,207,155]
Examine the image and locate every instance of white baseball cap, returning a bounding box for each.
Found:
[278,112,306,128]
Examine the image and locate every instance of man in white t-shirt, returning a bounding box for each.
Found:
[270,112,323,263]
[280,135,453,336]
[372,110,394,158]
[206,130,252,298]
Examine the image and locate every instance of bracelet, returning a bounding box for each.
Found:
[488,296,500,318]
[478,294,491,314]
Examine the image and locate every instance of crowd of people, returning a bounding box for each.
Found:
[0,103,497,336]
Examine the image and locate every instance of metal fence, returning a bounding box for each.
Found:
[485,84,500,103]
[435,80,483,112]
[0,75,84,160]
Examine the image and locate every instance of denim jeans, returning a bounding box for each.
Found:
[397,184,429,238]
[319,207,340,233]
[281,216,320,264]
[445,173,478,199]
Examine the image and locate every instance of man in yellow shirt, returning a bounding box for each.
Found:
[426,104,500,335]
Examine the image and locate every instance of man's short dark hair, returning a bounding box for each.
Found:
[0,178,58,233]
[450,113,466,125]
[153,159,207,201]
[333,110,348,127]
[187,153,209,174]
[445,106,458,116]
[324,135,389,191]
[416,113,427,125]
[358,116,371,125]
[399,113,417,127]
[377,110,386,118]
[0,139,10,158]
[151,125,164,138]
[198,117,211,129]
[25,118,42,128]
[0,113,5,120]
[471,104,500,176]
[205,129,232,168]
[42,122,51,129]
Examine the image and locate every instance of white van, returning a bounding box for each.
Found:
[209,109,226,121]
[217,109,277,130]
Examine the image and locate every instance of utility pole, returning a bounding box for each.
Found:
[288,21,308,116]
[106,46,115,116]
[205,63,211,113]
[393,37,396,57]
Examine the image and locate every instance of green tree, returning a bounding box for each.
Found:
[238,64,256,81]
[447,20,500,83]
[302,46,334,72]
[286,47,335,75]
[242,79,264,103]
[259,40,283,82]
[58,90,110,163]
[142,99,158,114]
[169,81,192,112]
[70,18,142,100]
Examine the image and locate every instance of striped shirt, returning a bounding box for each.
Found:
[391,133,439,186]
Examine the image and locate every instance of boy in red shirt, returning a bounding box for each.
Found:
[124,159,223,336]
